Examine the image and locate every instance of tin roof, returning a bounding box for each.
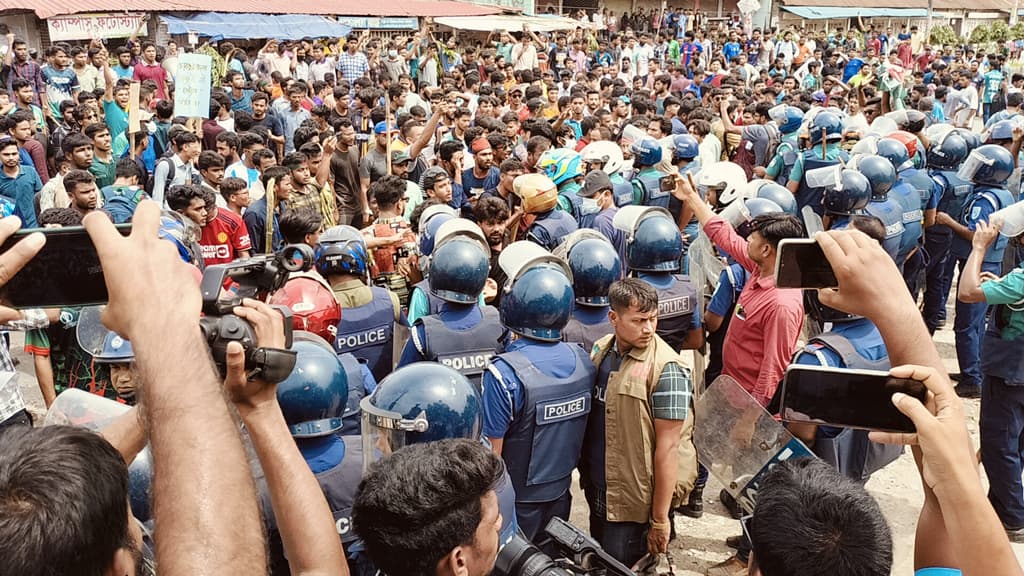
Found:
[3,0,502,19]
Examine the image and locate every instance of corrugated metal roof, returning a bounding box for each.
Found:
[0,0,502,20]
[782,6,928,18]
[781,0,1014,12]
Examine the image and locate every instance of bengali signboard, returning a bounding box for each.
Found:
[47,13,144,42]
[335,17,419,30]
[174,53,212,119]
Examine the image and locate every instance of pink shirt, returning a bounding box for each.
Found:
[133,61,167,99]
[704,216,804,406]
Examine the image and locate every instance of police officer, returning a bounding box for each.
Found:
[408,204,459,323]
[539,148,597,228]
[672,133,703,249]
[887,130,938,293]
[854,152,905,262]
[513,173,578,251]
[615,206,703,352]
[555,230,622,352]
[360,362,520,550]
[764,105,804,186]
[937,144,1017,397]
[92,331,138,405]
[270,334,375,576]
[580,140,634,208]
[821,168,872,231]
[397,220,506,388]
[272,280,374,436]
[924,128,972,334]
[958,220,1024,543]
[876,136,924,269]
[786,110,849,216]
[317,225,404,382]
[482,241,596,545]
[630,137,672,211]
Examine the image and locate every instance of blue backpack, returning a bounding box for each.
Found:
[102,185,147,224]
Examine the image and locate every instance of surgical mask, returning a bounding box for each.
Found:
[563,138,577,150]
[580,196,600,215]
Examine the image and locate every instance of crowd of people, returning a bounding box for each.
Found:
[0,11,1023,576]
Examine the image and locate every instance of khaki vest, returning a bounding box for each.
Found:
[591,334,698,524]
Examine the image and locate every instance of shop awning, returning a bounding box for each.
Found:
[781,6,928,18]
[434,14,593,32]
[161,12,352,40]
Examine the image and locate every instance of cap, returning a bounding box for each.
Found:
[510,84,526,95]
[471,138,491,154]
[526,97,544,111]
[581,170,613,198]
[374,121,396,135]
[618,95,631,104]
[391,150,411,164]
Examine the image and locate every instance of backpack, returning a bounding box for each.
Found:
[102,186,146,224]
[146,155,201,194]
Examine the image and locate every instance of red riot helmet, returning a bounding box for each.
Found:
[270,274,341,343]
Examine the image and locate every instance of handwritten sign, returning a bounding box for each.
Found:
[174,53,212,119]
[47,13,144,42]
[127,82,141,134]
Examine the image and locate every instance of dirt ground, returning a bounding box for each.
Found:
[12,305,1024,575]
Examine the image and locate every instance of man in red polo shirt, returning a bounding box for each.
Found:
[673,174,804,407]
[200,190,252,266]
[133,42,169,100]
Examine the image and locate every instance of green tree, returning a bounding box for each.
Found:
[930,25,959,47]
[969,23,991,45]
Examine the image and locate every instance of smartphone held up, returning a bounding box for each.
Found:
[774,238,838,290]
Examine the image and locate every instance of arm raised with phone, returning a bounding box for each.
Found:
[814,228,1023,576]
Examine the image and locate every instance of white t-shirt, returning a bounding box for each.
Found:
[956,84,979,126]
[511,43,538,71]
[593,13,604,28]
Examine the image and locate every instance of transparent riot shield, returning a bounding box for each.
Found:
[75,305,108,357]
[392,322,410,370]
[694,375,814,514]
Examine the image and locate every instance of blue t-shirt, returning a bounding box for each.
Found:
[103,99,129,140]
[41,66,79,117]
[708,263,748,317]
[461,166,500,198]
[0,164,41,228]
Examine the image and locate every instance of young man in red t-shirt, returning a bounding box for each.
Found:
[200,189,252,265]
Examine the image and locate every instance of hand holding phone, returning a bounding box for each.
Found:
[659,174,677,193]
[781,364,928,433]
[774,238,837,289]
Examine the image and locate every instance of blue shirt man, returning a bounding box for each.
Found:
[0,158,41,228]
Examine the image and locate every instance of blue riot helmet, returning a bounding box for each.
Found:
[277,332,349,438]
[808,111,843,145]
[613,205,682,272]
[360,362,481,470]
[555,230,622,307]
[990,120,1016,142]
[498,241,575,341]
[822,169,871,216]
[957,144,1015,187]
[755,183,799,216]
[630,136,664,167]
[926,129,969,170]
[770,104,805,134]
[855,154,897,200]
[875,137,912,172]
[671,134,700,161]
[734,198,785,238]
[428,220,491,304]
[93,331,134,363]
[418,204,458,257]
[316,225,369,278]
[957,128,982,151]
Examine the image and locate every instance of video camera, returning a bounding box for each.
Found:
[198,244,315,383]
[492,517,634,576]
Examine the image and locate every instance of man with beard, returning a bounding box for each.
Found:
[62,169,99,219]
[474,196,509,306]
[481,158,524,213]
[462,138,500,198]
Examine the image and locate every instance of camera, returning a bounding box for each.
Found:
[198,244,315,383]
[492,517,633,576]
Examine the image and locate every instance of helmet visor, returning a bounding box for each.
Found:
[360,396,429,473]
[956,150,992,182]
[805,164,843,191]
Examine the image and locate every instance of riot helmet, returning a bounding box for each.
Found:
[808,111,843,145]
[755,182,799,216]
[360,362,481,471]
[555,230,622,307]
[498,241,574,341]
[418,204,458,257]
[277,332,349,438]
[957,144,1015,187]
[630,136,664,167]
[875,138,912,172]
[580,140,626,175]
[697,161,748,211]
[854,154,897,200]
[316,225,369,278]
[270,275,342,342]
[671,134,700,162]
[429,220,491,304]
[613,206,682,272]
[822,169,871,216]
[926,129,969,170]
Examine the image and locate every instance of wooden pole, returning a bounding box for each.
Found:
[821,128,827,160]
[265,178,276,254]
[385,94,393,176]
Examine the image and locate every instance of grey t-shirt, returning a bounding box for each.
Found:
[742,123,777,167]
[358,147,389,184]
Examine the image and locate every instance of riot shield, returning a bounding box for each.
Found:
[392,321,410,369]
[694,375,814,514]
[75,305,108,358]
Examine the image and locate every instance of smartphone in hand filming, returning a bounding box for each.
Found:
[780,364,928,433]
[774,238,838,289]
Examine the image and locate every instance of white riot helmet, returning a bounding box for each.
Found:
[579,141,625,175]
[697,161,748,211]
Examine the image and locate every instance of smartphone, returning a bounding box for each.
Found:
[660,175,677,193]
[775,238,837,289]
[0,225,130,309]
[780,365,928,433]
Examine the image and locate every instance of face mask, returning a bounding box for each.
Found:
[620,158,635,174]
[580,196,600,214]
[563,138,577,150]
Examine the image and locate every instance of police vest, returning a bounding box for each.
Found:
[611,178,635,208]
[863,197,905,262]
[338,353,367,437]
[952,186,1014,263]
[414,279,446,317]
[558,185,599,229]
[561,311,613,353]
[414,306,506,390]
[902,167,935,213]
[796,149,849,216]
[497,343,596,503]
[637,171,671,210]
[335,286,395,381]
[889,179,924,263]
[527,210,578,251]
[774,138,799,187]
[650,274,698,351]
[932,169,973,217]
[798,331,904,481]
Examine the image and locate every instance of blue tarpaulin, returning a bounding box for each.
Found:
[162,13,352,40]
[781,6,928,19]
